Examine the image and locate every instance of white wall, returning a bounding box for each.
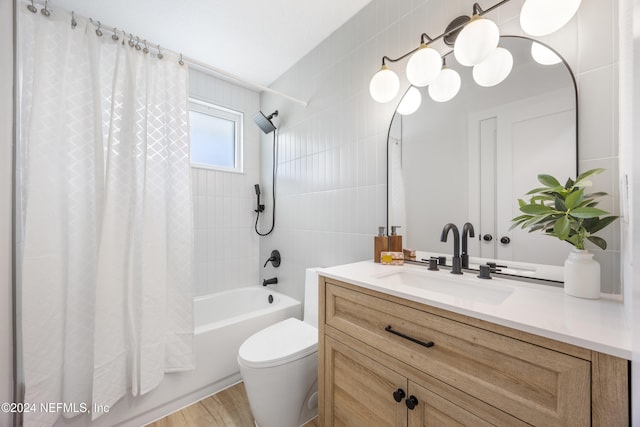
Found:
[1,1,14,426]
[189,69,262,296]
[260,0,622,302]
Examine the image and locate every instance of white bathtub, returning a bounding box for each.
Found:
[55,287,301,427]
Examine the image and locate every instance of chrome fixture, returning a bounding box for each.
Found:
[369,0,582,106]
[440,223,462,275]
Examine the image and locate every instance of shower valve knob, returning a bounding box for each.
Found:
[264,250,281,268]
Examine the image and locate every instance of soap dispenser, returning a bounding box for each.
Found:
[374,226,388,263]
[389,226,402,252]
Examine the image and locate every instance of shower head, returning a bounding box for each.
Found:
[253,110,278,134]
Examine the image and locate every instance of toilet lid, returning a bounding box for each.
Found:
[238,318,318,368]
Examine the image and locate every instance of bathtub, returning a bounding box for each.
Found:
[55,287,301,427]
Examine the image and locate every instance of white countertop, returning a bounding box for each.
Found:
[319,260,632,360]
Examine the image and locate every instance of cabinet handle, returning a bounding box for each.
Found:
[385,325,434,348]
[392,388,405,403]
[405,395,419,410]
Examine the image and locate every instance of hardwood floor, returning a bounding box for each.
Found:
[146,382,319,427]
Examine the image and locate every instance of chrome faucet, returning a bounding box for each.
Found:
[461,222,475,269]
[440,223,462,275]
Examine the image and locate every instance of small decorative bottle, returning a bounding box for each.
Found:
[374,227,388,263]
[389,225,402,252]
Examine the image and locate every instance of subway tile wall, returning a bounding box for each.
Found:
[260,0,622,302]
[189,69,262,296]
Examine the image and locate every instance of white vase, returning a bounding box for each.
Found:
[563,249,601,299]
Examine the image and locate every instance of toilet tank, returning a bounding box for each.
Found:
[303,268,320,328]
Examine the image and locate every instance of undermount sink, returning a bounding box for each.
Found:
[373,267,514,305]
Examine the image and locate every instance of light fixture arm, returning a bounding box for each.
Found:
[472,3,485,16]
[378,0,512,66]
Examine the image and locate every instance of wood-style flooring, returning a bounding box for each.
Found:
[146,382,319,427]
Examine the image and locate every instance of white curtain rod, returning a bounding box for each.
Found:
[27,0,308,107]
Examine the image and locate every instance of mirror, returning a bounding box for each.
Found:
[387,36,577,273]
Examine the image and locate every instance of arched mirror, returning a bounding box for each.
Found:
[387,36,577,278]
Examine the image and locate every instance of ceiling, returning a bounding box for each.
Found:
[49,0,372,87]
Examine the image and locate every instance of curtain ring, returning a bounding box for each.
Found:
[27,0,37,13]
[143,40,149,54]
[71,11,77,29]
[135,36,142,51]
[128,33,135,47]
[95,21,103,37]
[179,53,184,66]
[112,28,119,41]
[40,0,50,16]
[157,46,164,60]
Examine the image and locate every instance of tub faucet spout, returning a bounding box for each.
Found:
[263,277,278,286]
[440,223,462,275]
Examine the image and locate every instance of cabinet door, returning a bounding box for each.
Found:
[408,381,525,427]
[324,335,407,427]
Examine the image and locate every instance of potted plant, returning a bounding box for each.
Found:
[510,168,618,299]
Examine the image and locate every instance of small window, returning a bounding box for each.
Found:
[189,99,243,173]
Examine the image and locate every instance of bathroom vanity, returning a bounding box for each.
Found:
[317,261,630,426]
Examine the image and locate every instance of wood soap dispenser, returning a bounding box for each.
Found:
[389,225,402,252]
[374,226,388,263]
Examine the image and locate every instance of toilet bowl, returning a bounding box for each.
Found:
[238,268,320,427]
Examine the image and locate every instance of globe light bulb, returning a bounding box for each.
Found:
[454,16,500,66]
[472,47,513,87]
[520,0,582,36]
[369,65,400,103]
[530,42,562,65]
[428,68,461,103]
[406,44,442,87]
[397,87,422,115]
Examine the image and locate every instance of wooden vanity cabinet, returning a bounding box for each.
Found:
[318,277,630,427]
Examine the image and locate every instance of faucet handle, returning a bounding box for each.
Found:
[477,265,492,279]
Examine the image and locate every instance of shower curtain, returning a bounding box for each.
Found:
[18,8,193,426]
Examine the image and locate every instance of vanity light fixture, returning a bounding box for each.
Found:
[369,64,400,103]
[530,42,562,65]
[453,4,500,67]
[369,0,581,106]
[520,0,582,37]
[428,65,461,103]
[472,46,513,87]
[396,86,422,115]
[406,42,442,87]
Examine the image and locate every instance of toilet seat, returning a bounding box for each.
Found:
[238,318,318,369]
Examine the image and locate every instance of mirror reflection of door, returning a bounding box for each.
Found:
[468,90,576,265]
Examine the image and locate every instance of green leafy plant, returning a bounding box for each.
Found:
[510,168,618,250]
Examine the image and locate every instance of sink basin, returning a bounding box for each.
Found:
[374,268,514,305]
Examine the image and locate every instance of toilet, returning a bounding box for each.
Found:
[238,268,320,427]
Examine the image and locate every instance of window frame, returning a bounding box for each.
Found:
[189,97,244,174]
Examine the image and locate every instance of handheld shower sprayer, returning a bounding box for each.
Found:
[253,109,281,236]
[254,184,265,213]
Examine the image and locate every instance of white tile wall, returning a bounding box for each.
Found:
[260,0,622,302]
[189,69,262,296]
